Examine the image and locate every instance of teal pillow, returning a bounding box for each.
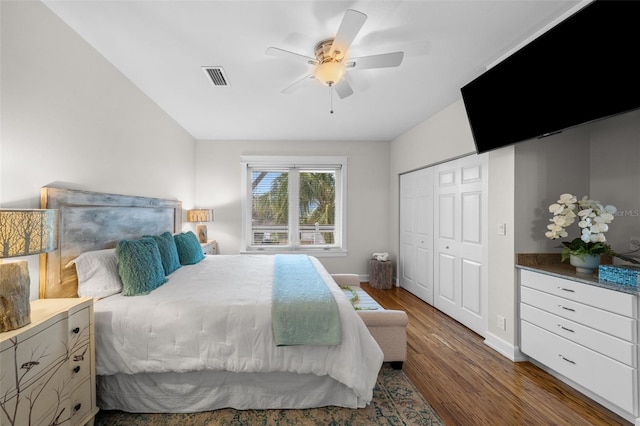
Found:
[149,232,181,275]
[174,231,205,265]
[116,237,167,296]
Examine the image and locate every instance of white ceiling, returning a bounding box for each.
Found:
[42,0,581,142]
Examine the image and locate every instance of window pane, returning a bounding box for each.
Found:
[251,170,288,245]
[298,171,335,245]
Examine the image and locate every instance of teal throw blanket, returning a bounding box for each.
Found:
[272,255,342,346]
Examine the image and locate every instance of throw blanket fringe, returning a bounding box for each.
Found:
[272,255,342,346]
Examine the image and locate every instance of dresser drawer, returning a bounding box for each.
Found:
[521,303,636,366]
[0,369,69,426]
[70,377,93,424]
[1,298,96,426]
[0,317,68,398]
[521,286,634,342]
[69,307,91,344]
[521,321,636,414]
[520,269,635,317]
[70,343,91,386]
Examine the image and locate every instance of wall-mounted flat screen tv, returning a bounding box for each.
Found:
[461,0,640,154]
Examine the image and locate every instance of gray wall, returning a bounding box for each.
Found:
[515,108,640,257]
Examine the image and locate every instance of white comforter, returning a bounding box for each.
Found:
[94,255,384,404]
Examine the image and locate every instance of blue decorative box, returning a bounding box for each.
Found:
[598,265,640,287]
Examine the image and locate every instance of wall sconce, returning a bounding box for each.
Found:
[187,209,214,244]
[0,209,58,332]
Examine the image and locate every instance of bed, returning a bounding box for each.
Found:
[40,187,384,413]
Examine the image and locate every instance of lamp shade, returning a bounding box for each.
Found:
[314,61,347,86]
[187,209,213,223]
[0,209,58,258]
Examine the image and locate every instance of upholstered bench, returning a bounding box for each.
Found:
[332,274,408,369]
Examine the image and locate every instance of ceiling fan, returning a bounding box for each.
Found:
[266,9,404,102]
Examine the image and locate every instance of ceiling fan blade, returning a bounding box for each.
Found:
[333,79,354,99]
[266,47,318,65]
[330,9,367,58]
[282,74,314,94]
[346,52,404,70]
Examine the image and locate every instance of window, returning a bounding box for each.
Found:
[241,156,347,256]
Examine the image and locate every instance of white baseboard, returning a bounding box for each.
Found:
[483,331,528,362]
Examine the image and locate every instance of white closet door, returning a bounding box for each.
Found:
[399,168,434,305]
[434,154,488,336]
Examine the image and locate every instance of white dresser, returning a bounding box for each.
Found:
[519,268,639,424]
[0,298,98,426]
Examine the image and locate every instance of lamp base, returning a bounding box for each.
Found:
[196,224,208,244]
[0,260,31,332]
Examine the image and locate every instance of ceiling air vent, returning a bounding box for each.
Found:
[202,66,230,87]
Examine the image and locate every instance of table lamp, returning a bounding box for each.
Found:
[0,209,58,332]
[187,209,214,244]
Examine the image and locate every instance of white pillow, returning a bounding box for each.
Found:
[69,248,122,299]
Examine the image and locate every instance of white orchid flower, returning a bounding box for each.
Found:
[559,193,577,204]
[577,208,591,217]
[548,203,562,214]
[545,193,615,250]
[600,213,614,222]
[592,222,608,233]
[553,216,569,227]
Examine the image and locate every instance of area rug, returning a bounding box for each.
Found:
[94,364,444,425]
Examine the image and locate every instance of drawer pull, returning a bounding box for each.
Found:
[73,366,81,373]
[73,346,88,362]
[557,286,575,293]
[74,403,82,412]
[71,327,80,334]
[557,324,575,333]
[558,305,575,312]
[559,354,576,364]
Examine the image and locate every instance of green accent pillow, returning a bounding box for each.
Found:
[116,237,167,296]
[174,231,205,265]
[149,231,181,275]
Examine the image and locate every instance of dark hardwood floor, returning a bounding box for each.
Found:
[361,283,631,426]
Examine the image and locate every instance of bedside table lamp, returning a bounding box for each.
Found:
[0,209,58,332]
[187,209,213,244]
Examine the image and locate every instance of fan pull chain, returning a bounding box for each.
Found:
[329,83,334,114]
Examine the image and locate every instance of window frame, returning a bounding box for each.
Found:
[240,155,348,257]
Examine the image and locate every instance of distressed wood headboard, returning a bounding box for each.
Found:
[40,187,182,298]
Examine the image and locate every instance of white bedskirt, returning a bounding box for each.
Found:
[97,369,367,412]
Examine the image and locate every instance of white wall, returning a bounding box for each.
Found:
[389,99,476,263]
[1,1,197,299]
[389,99,640,353]
[389,98,524,350]
[486,146,516,346]
[194,139,390,277]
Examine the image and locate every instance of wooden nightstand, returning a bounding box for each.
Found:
[201,240,217,255]
[0,297,98,426]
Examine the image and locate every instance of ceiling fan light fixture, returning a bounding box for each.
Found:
[314,61,346,86]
